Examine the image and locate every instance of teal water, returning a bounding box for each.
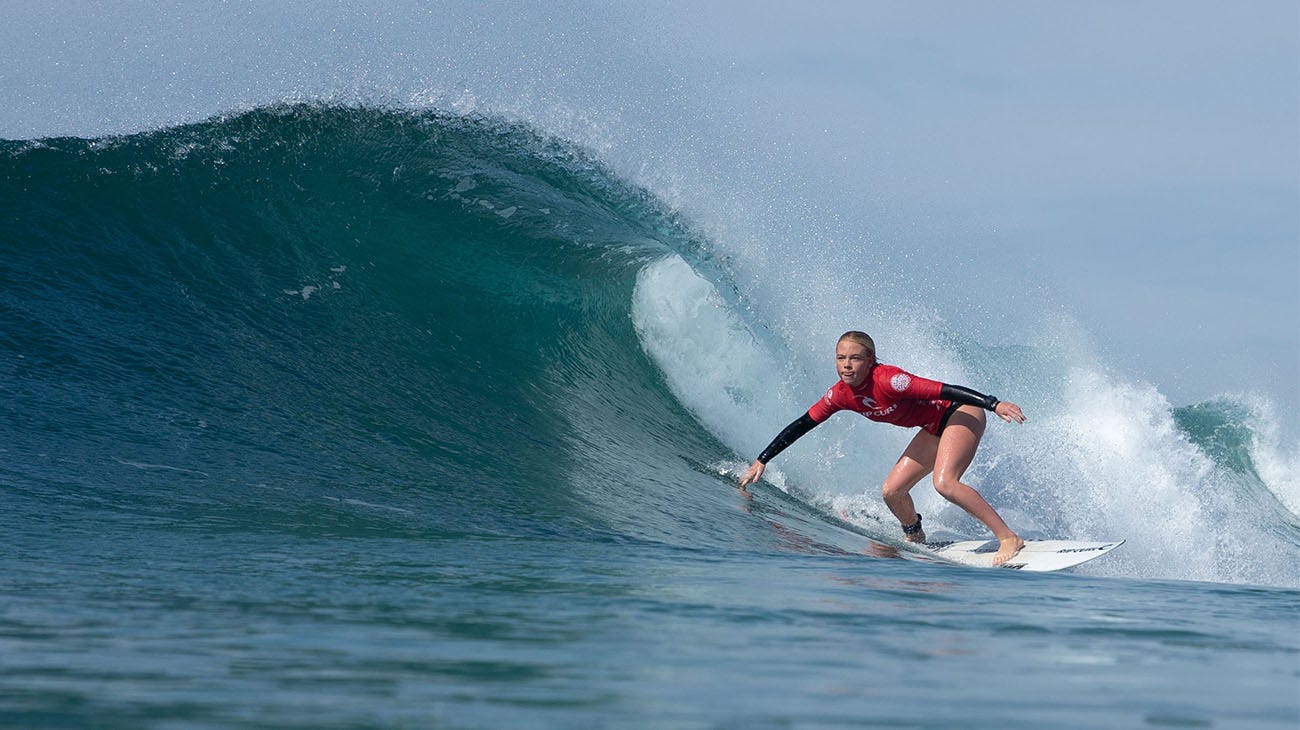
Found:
[2,105,1297,728]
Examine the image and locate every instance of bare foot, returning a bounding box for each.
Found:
[992,535,1026,566]
[904,529,926,544]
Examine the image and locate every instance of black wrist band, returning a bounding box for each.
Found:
[902,513,923,535]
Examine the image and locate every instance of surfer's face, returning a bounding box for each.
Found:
[835,340,875,388]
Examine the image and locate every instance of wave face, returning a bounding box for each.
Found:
[0,104,767,551]
[2,103,1297,587]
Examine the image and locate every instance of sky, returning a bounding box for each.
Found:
[2,1,1296,427]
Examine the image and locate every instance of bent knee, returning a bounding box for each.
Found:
[881,480,913,501]
[931,474,964,500]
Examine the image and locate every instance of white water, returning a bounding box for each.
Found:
[632,253,1299,588]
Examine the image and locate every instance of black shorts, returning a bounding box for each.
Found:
[936,402,962,435]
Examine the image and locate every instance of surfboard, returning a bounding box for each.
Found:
[923,539,1125,572]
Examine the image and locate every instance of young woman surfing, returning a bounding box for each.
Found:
[738,331,1028,565]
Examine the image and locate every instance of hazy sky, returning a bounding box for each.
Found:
[3,1,1296,423]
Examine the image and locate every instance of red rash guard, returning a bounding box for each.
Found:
[807,363,951,436]
[753,364,1000,465]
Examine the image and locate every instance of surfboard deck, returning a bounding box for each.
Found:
[923,539,1125,572]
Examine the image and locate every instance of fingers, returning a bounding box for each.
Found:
[997,402,1026,424]
[738,461,764,488]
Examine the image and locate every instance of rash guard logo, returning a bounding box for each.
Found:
[890,373,912,393]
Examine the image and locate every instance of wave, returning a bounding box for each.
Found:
[0,104,739,545]
[2,103,1295,586]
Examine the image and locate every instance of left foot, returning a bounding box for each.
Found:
[901,513,925,544]
[992,535,1025,566]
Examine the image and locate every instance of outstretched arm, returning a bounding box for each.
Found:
[940,383,1025,424]
[739,413,819,488]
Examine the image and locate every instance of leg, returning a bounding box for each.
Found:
[881,430,938,543]
[932,405,1024,565]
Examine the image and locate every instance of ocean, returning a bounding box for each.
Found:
[1,104,1296,728]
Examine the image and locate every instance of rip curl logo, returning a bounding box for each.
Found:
[857,395,896,419]
[890,373,912,392]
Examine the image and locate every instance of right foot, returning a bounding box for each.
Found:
[992,534,1026,566]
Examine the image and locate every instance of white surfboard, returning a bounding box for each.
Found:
[923,539,1125,572]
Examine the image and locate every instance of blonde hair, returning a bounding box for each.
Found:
[838,330,876,357]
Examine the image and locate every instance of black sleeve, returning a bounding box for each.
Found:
[940,383,1000,411]
[757,413,820,464]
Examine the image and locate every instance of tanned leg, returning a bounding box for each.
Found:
[932,406,1024,565]
[882,431,938,543]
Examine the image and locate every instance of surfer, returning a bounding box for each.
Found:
[739,331,1028,565]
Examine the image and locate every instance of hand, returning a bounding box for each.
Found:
[994,401,1026,424]
[738,460,765,488]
